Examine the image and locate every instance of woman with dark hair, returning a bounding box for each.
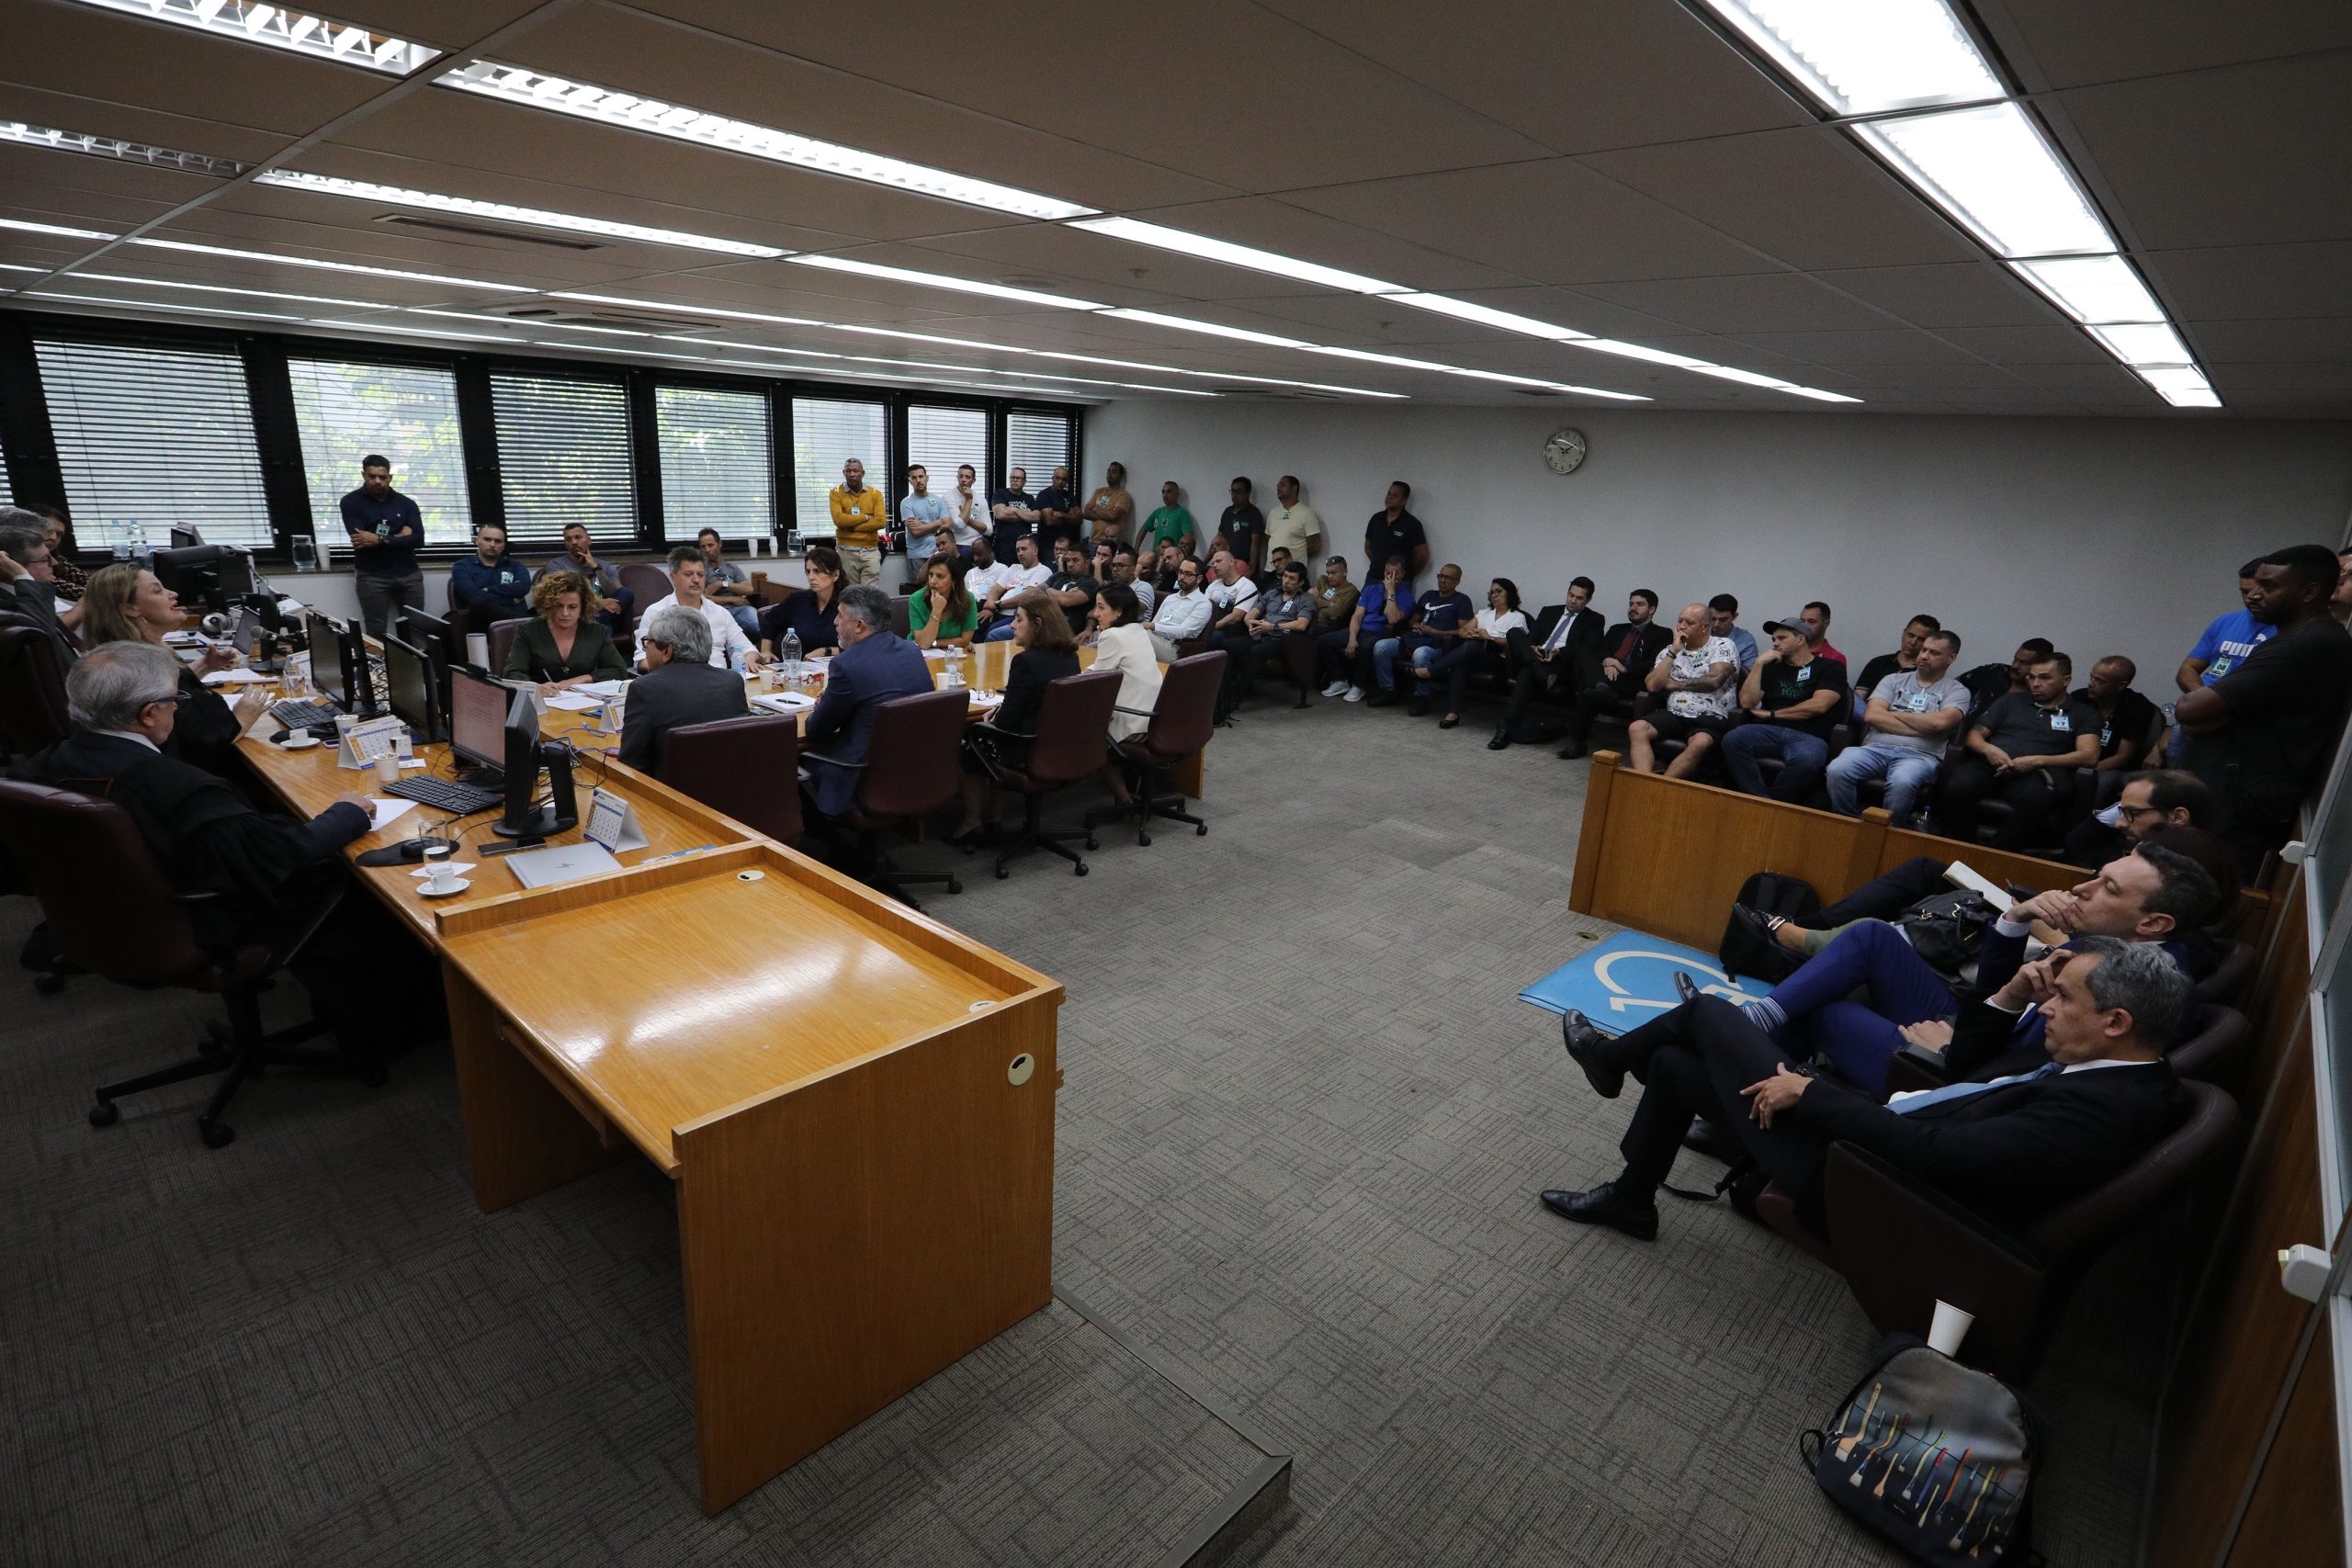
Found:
[759,545,845,655]
[909,554,977,649]
[1431,576,1527,729]
[1088,583,1163,744]
[503,570,630,694]
[952,598,1080,843]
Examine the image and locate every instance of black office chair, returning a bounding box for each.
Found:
[0,779,381,1148]
[0,617,71,760]
[803,688,969,908]
[971,671,1121,877]
[1085,652,1225,846]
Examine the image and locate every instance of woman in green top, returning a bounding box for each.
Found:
[909,555,977,649]
[504,570,631,695]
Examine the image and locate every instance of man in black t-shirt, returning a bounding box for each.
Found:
[987,466,1039,562]
[1363,480,1429,584]
[1043,539,1100,626]
[1941,651,2101,849]
[2178,543,2352,874]
[1217,476,1266,573]
[1853,613,1939,711]
[1719,615,1851,802]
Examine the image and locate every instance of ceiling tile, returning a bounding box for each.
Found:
[2191,319,2352,364]
[1574,271,1897,333]
[1120,197,1523,294]
[2014,363,2158,395]
[1812,263,2059,330]
[1725,330,1982,367]
[1975,0,2352,91]
[2205,362,2352,391]
[0,85,292,164]
[2143,241,2352,322]
[1931,325,2113,364]
[0,143,226,211]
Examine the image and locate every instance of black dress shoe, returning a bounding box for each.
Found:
[1727,902,1782,954]
[1555,740,1587,760]
[1439,715,1459,730]
[1408,695,1430,718]
[1561,1010,1625,1099]
[1673,970,1701,1003]
[1683,1115,1741,1164]
[1367,688,1396,707]
[1540,1181,1659,1241]
[1487,727,1512,751]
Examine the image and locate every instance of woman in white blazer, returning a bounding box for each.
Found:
[1088,583,1165,745]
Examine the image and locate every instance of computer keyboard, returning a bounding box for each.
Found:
[385,776,503,816]
[268,697,340,730]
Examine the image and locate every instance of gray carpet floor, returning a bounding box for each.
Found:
[0,686,2171,1565]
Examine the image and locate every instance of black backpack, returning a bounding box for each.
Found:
[1897,889,2001,986]
[1720,871,1819,985]
[1801,1335,2041,1566]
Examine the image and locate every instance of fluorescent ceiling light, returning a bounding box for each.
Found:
[548,291,824,329]
[437,59,1092,220]
[126,236,519,289]
[1781,386,1865,403]
[678,336,847,359]
[1689,365,1799,389]
[406,308,652,337]
[1693,0,2000,116]
[1855,103,2109,258]
[0,217,117,241]
[788,255,1102,310]
[0,263,44,274]
[25,290,305,322]
[1067,217,1403,295]
[254,171,787,258]
[2137,366,2219,407]
[831,352,1216,397]
[2089,322,2194,367]
[73,271,379,309]
[62,0,436,73]
[1095,309,1309,349]
[1571,338,1713,369]
[0,119,249,178]
[2010,256,2164,325]
[1391,293,1589,340]
[2157,387,2222,409]
[309,319,514,343]
[1300,344,1648,400]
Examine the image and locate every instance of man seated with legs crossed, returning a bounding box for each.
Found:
[1541,937,2191,1241]
[1624,602,1738,777]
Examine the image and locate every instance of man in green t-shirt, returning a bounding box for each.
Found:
[1139,480,1196,558]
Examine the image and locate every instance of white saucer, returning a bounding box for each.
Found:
[277,734,320,750]
[418,877,472,897]
[408,863,477,878]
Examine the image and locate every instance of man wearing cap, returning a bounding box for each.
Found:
[1718,612,1851,801]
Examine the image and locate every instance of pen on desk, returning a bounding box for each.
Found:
[642,843,718,865]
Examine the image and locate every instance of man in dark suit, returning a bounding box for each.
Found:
[1541,935,2190,1241]
[801,584,936,818]
[1556,589,1672,761]
[1490,574,1605,750]
[618,605,751,776]
[0,510,80,670]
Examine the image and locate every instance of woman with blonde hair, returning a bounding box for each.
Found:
[503,570,630,695]
[76,561,262,773]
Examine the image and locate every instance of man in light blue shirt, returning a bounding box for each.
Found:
[1709,592,1758,673]
[899,464,951,585]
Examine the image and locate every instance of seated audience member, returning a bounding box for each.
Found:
[760,545,847,656]
[1328,557,1414,703]
[695,527,763,639]
[1708,592,1758,674]
[1201,547,1261,662]
[1801,601,1846,664]
[952,598,1082,844]
[2177,543,2352,874]
[0,513,81,669]
[988,466,1039,562]
[2064,767,2215,870]
[1430,578,1528,729]
[1046,538,1103,628]
[1824,628,1969,827]
[503,570,631,694]
[1108,545,1156,615]
[1377,561,1472,714]
[2081,655,2165,783]
[978,535,1054,643]
[960,537,1011,634]
[448,523,535,635]
[632,546,764,671]
[1853,614,1940,712]
[1149,555,1212,660]
[1624,604,1738,779]
[801,584,937,819]
[909,555,978,649]
[28,503,89,608]
[1960,637,2054,721]
[1152,540,1186,593]
[1088,584,1165,746]
[1089,538,1117,589]
[1942,651,2100,848]
[1489,575,1603,750]
[1542,938,2191,1241]
[74,562,266,775]
[1556,590,1670,760]
[1259,545,1295,594]
[616,606,750,775]
[1308,555,1359,646]
[1227,560,1316,715]
[1218,476,1265,571]
[1718,615,1851,801]
[537,522,630,632]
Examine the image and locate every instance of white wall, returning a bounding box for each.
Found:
[1084,402,2352,689]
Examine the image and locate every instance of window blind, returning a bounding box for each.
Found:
[905,402,987,498]
[34,337,273,550]
[1005,408,1074,491]
[656,385,773,541]
[789,396,885,540]
[287,357,473,547]
[489,370,636,545]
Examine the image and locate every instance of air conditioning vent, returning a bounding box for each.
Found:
[1210,387,1342,400]
[372,213,603,251]
[492,307,703,333]
[1511,389,1561,398]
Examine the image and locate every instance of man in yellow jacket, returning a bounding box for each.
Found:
[830,457,887,585]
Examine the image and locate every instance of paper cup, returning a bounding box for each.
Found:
[373,753,401,787]
[1928,1300,1974,1356]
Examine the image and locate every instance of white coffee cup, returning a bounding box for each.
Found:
[426,860,459,894]
[373,752,401,787]
[1928,1299,1975,1356]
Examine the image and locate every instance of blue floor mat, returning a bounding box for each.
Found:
[1520,931,1776,1034]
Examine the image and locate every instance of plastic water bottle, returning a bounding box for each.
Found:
[781,629,802,683]
[129,521,149,561]
[730,644,747,677]
[111,522,132,562]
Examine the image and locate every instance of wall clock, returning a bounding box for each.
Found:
[1544,428,1589,475]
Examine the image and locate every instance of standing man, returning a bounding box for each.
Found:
[1942,651,2102,849]
[1624,604,1740,779]
[899,464,950,588]
[537,522,629,632]
[1363,480,1429,584]
[1265,475,1323,570]
[447,522,533,634]
[1218,477,1265,573]
[340,453,424,640]
[1717,614,1851,801]
[1825,628,1971,826]
[1140,480,1197,560]
[1555,590,1670,761]
[988,466,1039,562]
[1082,462,1135,547]
[830,458,887,586]
[947,463,986,558]
[1033,464,1081,555]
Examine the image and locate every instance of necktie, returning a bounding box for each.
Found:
[1543,611,1574,653]
[1889,1061,2062,1116]
[1614,627,1639,663]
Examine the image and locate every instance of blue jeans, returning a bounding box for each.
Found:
[1826,744,1939,825]
[726,604,762,640]
[1720,723,1829,801]
[1373,635,1441,691]
[1770,919,1957,1097]
[979,615,1018,643]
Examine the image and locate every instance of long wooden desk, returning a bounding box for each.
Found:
[235,714,1064,1513]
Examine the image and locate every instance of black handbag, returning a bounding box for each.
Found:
[1898,890,2000,984]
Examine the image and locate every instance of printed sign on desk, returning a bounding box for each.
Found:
[1519,931,1775,1035]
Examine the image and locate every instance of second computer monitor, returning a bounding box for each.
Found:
[304,610,348,710]
[382,636,443,742]
[448,664,511,771]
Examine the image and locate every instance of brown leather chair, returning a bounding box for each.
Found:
[1277,631,1318,708]
[0,618,71,758]
[802,687,968,908]
[486,616,531,680]
[0,779,380,1148]
[1085,651,1224,846]
[1752,1083,2239,1379]
[618,563,673,623]
[888,595,913,638]
[2192,939,2255,1007]
[662,715,801,848]
[971,670,1120,878]
[1882,1002,2250,1098]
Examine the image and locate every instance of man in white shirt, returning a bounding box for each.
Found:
[946,463,986,556]
[1263,474,1323,566]
[1148,555,1212,661]
[977,535,1054,643]
[963,535,1011,612]
[1109,545,1156,615]
[631,546,767,671]
[1625,603,1739,778]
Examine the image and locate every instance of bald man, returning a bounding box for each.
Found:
[1624,604,1738,777]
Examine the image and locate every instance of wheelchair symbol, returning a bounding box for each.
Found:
[1589,950,1766,1015]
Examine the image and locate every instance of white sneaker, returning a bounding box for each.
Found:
[1343,685,1364,703]
[1321,680,1349,697]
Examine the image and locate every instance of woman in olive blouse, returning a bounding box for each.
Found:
[503,570,631,694]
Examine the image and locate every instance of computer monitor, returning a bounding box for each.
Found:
[304,610,348,710]
[383,636,443,742]
[215,548,255,602]
[493,687,576,839]
[150,544,232,611]
[449,664,511,772]
[399,607,458,706]
[169,525,203,549]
